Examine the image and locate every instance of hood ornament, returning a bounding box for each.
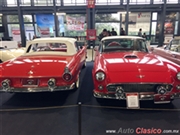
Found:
[28,70,33,75]
[137,75,145,78]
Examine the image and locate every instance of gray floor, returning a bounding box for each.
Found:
[0,62,180,135]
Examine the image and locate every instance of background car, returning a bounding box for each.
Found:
[0,47,25,63]
[151,36,180,65]
[0,37,87,92]
[92,36,180,105]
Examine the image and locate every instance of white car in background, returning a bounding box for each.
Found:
[0,47,25,63]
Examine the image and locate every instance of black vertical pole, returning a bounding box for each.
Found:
[120,14,122,35]
[31,0,34,6]
[177,12,180,36]
[87,7,95,61]
[17,0,26,47]
[149,12,153,41]
[2,15,9,39]
[125,0,129,35]
[150,0,153,4]
[61,0,64,6]
[32,13,36,36]
[120,0,123,5]
[159,0,166,46]
[53,0,59,37]
[78,102,82,135]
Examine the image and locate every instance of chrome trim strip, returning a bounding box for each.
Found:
[107,83,173,86]
[154,101,170,104]
[0,83,75,93]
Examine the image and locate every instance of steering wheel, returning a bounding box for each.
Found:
[107,42,121,47]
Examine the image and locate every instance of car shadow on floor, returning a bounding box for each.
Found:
[0,91,74,109]
[94,98,177,110]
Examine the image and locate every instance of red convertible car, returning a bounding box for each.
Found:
[151,36,180,65]
[92,36,180,105]
[0,37,87,92]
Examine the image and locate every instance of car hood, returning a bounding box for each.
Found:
[1,55,73,77]
[102,52,171,83]
[103,52,168,72]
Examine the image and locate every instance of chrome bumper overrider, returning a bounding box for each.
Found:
[94,92,180,103]
[0,83,75,93]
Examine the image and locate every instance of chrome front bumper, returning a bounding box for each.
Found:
[94,91,180,104]
[0,83,75,93]
[94,92,154,100]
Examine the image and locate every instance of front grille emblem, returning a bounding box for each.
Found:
[27,79,34,85]
[28,71,33,75]
[137,75,145,78]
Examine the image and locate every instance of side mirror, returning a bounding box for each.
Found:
[163,45,167,49]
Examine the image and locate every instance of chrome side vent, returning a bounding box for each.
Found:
[124,55,138,59]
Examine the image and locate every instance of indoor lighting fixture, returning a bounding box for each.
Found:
[117,11,131,14]
[56,12,66,15]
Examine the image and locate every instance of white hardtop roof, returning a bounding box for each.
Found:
[102,36,144,41]
[25,37,77,56]
[30,37,77,43]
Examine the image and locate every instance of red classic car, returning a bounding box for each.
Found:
[92,36,180,105]
[151,36,180,65]
[0,37,87,92]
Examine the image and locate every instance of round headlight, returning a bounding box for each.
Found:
[1,79,11,90]
[157,86,167,95]
[95,72,105,81]
[177,72,180,80]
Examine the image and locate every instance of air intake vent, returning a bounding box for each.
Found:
[124,55,138,59]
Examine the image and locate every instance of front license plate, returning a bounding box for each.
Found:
[126,93,140,109]
[22,78,38,86]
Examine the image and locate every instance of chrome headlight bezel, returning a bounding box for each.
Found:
[95,71,105,81]
[177,72,180,80]
[48,78,56,87]
[1,79,11,90]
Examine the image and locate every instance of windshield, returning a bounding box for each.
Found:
[169,39,180,52]
[102,39,148,53]
[171,39,180,46]
[26,42,67,53]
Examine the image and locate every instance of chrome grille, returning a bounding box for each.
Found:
[107,84,173,93]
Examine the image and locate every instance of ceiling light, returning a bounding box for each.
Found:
[56,12,66,15]
[117,11,131,14]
